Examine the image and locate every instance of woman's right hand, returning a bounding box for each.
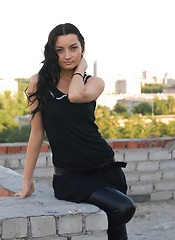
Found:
[14,178,34,198]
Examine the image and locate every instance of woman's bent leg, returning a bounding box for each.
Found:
[84,187,136,240]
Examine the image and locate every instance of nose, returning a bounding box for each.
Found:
[64,49,71,59]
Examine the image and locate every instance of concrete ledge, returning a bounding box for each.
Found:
[0,167,108,240]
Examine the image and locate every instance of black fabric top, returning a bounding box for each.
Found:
[42,74,115,171]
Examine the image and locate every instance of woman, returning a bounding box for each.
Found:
[16,23,135,240]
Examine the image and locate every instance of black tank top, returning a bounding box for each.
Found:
[42,74,114,170]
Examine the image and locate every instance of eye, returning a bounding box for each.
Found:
[55,48,63,54]
[71,46,78,51]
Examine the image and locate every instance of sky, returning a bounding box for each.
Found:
[0,0,175,79]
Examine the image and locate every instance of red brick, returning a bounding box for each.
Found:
[107,141,114,148]
[162,139,174,147]
[40,144,49,152]
[113,141,126,149]
[0,146,7,154]
[126,141,139,149]
[139,141,152,148]
[7,146,21,154]
[151,140,162,147]
[21,145,28,152]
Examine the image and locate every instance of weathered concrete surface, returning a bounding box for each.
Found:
[0,166,101,219]
[127,199,175,240]
[0,166,175,240]
[0,167,108,239]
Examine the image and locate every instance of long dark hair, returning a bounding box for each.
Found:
[26,23,85,117]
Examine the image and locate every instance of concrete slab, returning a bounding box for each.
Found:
[0,166,99,220]
[127,199,175,240]
[1,166,175,240]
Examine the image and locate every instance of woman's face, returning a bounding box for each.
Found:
[55,34,83,70]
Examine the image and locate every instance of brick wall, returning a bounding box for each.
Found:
[0,166,108,240]
[1,212,108,240]
[1,137,175,239]
[0,136,175,202]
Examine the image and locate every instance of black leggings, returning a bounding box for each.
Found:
[84,187,136,240]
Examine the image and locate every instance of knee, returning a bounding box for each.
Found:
[121,197,136,223]
[112,196,136,224]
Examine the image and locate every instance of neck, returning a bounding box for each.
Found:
[60,70,74,81]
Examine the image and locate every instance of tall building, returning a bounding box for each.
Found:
[115,79,127,94]
[93,60,97,76]
[115,75,141,95]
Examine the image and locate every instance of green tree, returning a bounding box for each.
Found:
[145,119,169,137]
[117,115,146,138]
[113,102,127,114]
[153,97,168,115]
[0,91,19,130]
[133,102,152,115]
[167,96,175,114]
[95,105,120,139]
[166,121,175,135]
[0,125,31,143]
[141,84,166,93]
[0,78,30,142]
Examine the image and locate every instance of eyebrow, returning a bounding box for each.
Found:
[55,43,78,49]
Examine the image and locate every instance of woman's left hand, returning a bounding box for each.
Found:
[75,57,88,73]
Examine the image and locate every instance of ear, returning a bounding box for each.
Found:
[81,47,85,57]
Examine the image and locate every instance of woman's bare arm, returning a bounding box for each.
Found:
[68,58,105,103]
[15,74,44,198]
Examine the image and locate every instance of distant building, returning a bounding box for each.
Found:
[15,114,30,127]
[97,73,141,109]
[163,84,175,93]
[166,78,175,85]
[93,60,97,76]
[115,79,126,94]
[0,78,18,95]
[140,71,175,85]
[97,92,117,109]
[115,75,141,95]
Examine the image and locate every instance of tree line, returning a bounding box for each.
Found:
[0,79,30,142]
[0,80,175,142]
[95,104,175,139]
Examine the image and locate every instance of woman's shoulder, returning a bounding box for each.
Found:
[85,74,105,89]
[27,73,39,94]
[29,73,39,84]
[84,73,104,85]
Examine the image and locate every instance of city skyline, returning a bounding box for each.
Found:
[0,0,175,79]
